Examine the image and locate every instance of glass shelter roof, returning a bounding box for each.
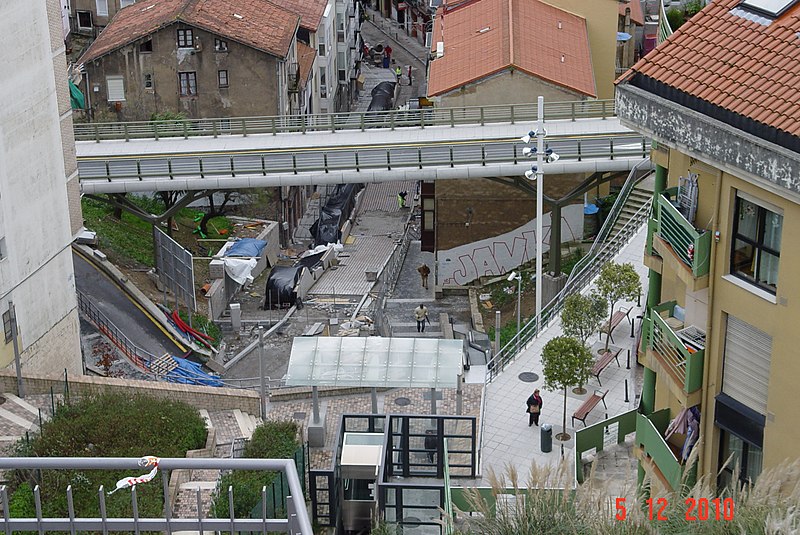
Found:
[285,337,463,389]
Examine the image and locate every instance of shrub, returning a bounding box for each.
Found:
[212,421,299,518]
[9,393,207,520]
[667,7,685,31]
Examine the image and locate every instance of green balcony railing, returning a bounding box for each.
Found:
[653,188,711,278]
[648,301,704,394]
[636,410,682,491]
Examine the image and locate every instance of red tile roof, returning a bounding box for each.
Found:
[79,0,299,64]
[427,0,596,98]
[619,0,644,26]
[297,41,316,89]
[283,0,330,31]
[620,0,800,136]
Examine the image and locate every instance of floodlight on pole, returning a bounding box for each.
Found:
[524,166,538,180]
[520,131,535,144]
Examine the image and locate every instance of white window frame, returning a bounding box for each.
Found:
[76,10,92,30]
[95,0,108,17]
[106,75,125,101]
[120,0,135,7]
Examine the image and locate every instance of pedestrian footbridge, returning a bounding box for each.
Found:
[75,100,647,194]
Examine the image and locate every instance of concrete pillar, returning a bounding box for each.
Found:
[654,164,668,196]
[641,367,656,416]
[646,270,662,310]
[541,272,567,308]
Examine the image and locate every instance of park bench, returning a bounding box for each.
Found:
[572,389,609,427]
[599,307,632,344]
[591,348,622,387]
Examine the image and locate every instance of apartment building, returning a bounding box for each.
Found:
[0,0,84,375]
[616,0,800,491]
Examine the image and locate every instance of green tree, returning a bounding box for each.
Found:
[560,293,607,346]
[666,7,685,31]
[541,336,594,441]
[593,262,641,353]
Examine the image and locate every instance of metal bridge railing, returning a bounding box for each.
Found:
[74,99,617,142]
[0,457,312,534]
[484,159,654,383]
[78,135,650,183]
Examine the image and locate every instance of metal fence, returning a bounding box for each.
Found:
[484,158,654,383]
[0,457,312,534]
[373,205,416,337]
[74,99,617,142]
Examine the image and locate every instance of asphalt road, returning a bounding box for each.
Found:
[77,134,649,183]
[73,251,184,359]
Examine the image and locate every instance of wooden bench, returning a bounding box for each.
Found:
[591,348,621,387]
[600,307,632,344]
[572,389,609,427]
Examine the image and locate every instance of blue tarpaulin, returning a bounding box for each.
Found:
[163,356,223,387]
[224,238,267,257]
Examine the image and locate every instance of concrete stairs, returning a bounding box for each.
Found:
[612,175,655,237]
[0,393,47,451]
[387,320,444,338]
[232,409,261,439]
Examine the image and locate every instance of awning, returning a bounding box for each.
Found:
[69,79,85,109]
[617,32,633,42]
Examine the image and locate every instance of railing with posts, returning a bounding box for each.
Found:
[654,188,711,278]
[76,290,155,372]
[73,99,618,141]
[373,206,416,337]
[0,457,313,534]
[635,410,683,491]
[574,409,638,484]
[78,135,650,184]
[484,160,654,383]
[648,301,704,394]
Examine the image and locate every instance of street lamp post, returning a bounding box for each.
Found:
[508,272,522,352]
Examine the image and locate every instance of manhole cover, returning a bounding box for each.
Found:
[518,372,539,383]
[292,412,306,420]
[394,397,411,406]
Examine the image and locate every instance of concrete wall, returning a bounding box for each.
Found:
[0,369,260,414]
[548,0,619,100]
[83,23,289,121]
[439,68,583,108]
[437,204,583,286]
[0,0,82,374]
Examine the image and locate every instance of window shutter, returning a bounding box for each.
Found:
[722,316,772,415]
[106,76,125,101]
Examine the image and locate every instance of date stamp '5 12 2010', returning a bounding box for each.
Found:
[615,497,735,522]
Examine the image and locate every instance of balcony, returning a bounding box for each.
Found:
[647,188,711,290]
[646,301,704,406]
[635,410,684,492]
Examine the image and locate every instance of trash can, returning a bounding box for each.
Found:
[541,424,553,453]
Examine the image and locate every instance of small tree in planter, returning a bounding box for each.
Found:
[593,262,641,353]
[541,336,594,441]
[561,294,607,393]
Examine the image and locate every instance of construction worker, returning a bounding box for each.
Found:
[395,65,402,82]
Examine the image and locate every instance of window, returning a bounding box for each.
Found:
[214,38,228,52]
[217,70,228,88]
[143,73,153,89]
[319,66,327,98]
[177,28,194,48]
[179,72,197,96]
[96,0,108,17]
[718,431,762,488]
[2,310,11,344]
[120,0,136,7]
[318,43,326,56]
[106,75,125,101]
[730,193,782,293]
[0,237,6,261]
[338,51,346,82]
[139,39,152,53]
[77,10,92,30]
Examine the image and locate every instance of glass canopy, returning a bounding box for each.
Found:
[285,337,463,389]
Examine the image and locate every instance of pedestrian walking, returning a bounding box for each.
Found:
[397,190,407,208]
[384,45,393,62]
[424,429,437,463]
[414,303,429,333]
[526,389,543,427]
[417,263,430,289]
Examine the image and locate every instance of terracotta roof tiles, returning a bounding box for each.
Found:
[297,41,316,89]
[621,0,800,137]
[427,0,596,98]
[282,0,330,32]
[618,0,644,26]
[79,0,299,64]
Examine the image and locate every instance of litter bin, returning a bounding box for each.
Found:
[540,424,553,453]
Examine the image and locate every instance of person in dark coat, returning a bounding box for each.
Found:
[424,429,436,462]
[526,389,543,427]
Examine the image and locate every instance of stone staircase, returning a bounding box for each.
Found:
[612,174,655,237]
[0,393,49,452]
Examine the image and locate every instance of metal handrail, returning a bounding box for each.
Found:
[78,135,650,183]
[74,99,617,142]
[484,160,654,383]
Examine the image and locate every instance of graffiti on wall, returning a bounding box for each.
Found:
[436,204,583,286]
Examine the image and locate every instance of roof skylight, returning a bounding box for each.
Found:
[740,0,799,17]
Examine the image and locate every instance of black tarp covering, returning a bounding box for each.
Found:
[263,265,304,309]
[295,251,325,270]
[309,183,364,246]
[367,81,396,111]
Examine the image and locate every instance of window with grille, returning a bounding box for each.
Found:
[218,70,229,88]
[179,72,197,96]
[106,75,125,101]
[177,28,194,48]
[214,38,228,52]
[730,193,782,294]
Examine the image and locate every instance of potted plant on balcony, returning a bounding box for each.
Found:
[541,336,593,441]
[593,262,642,354]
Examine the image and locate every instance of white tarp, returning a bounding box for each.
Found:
[224,258,258,285]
